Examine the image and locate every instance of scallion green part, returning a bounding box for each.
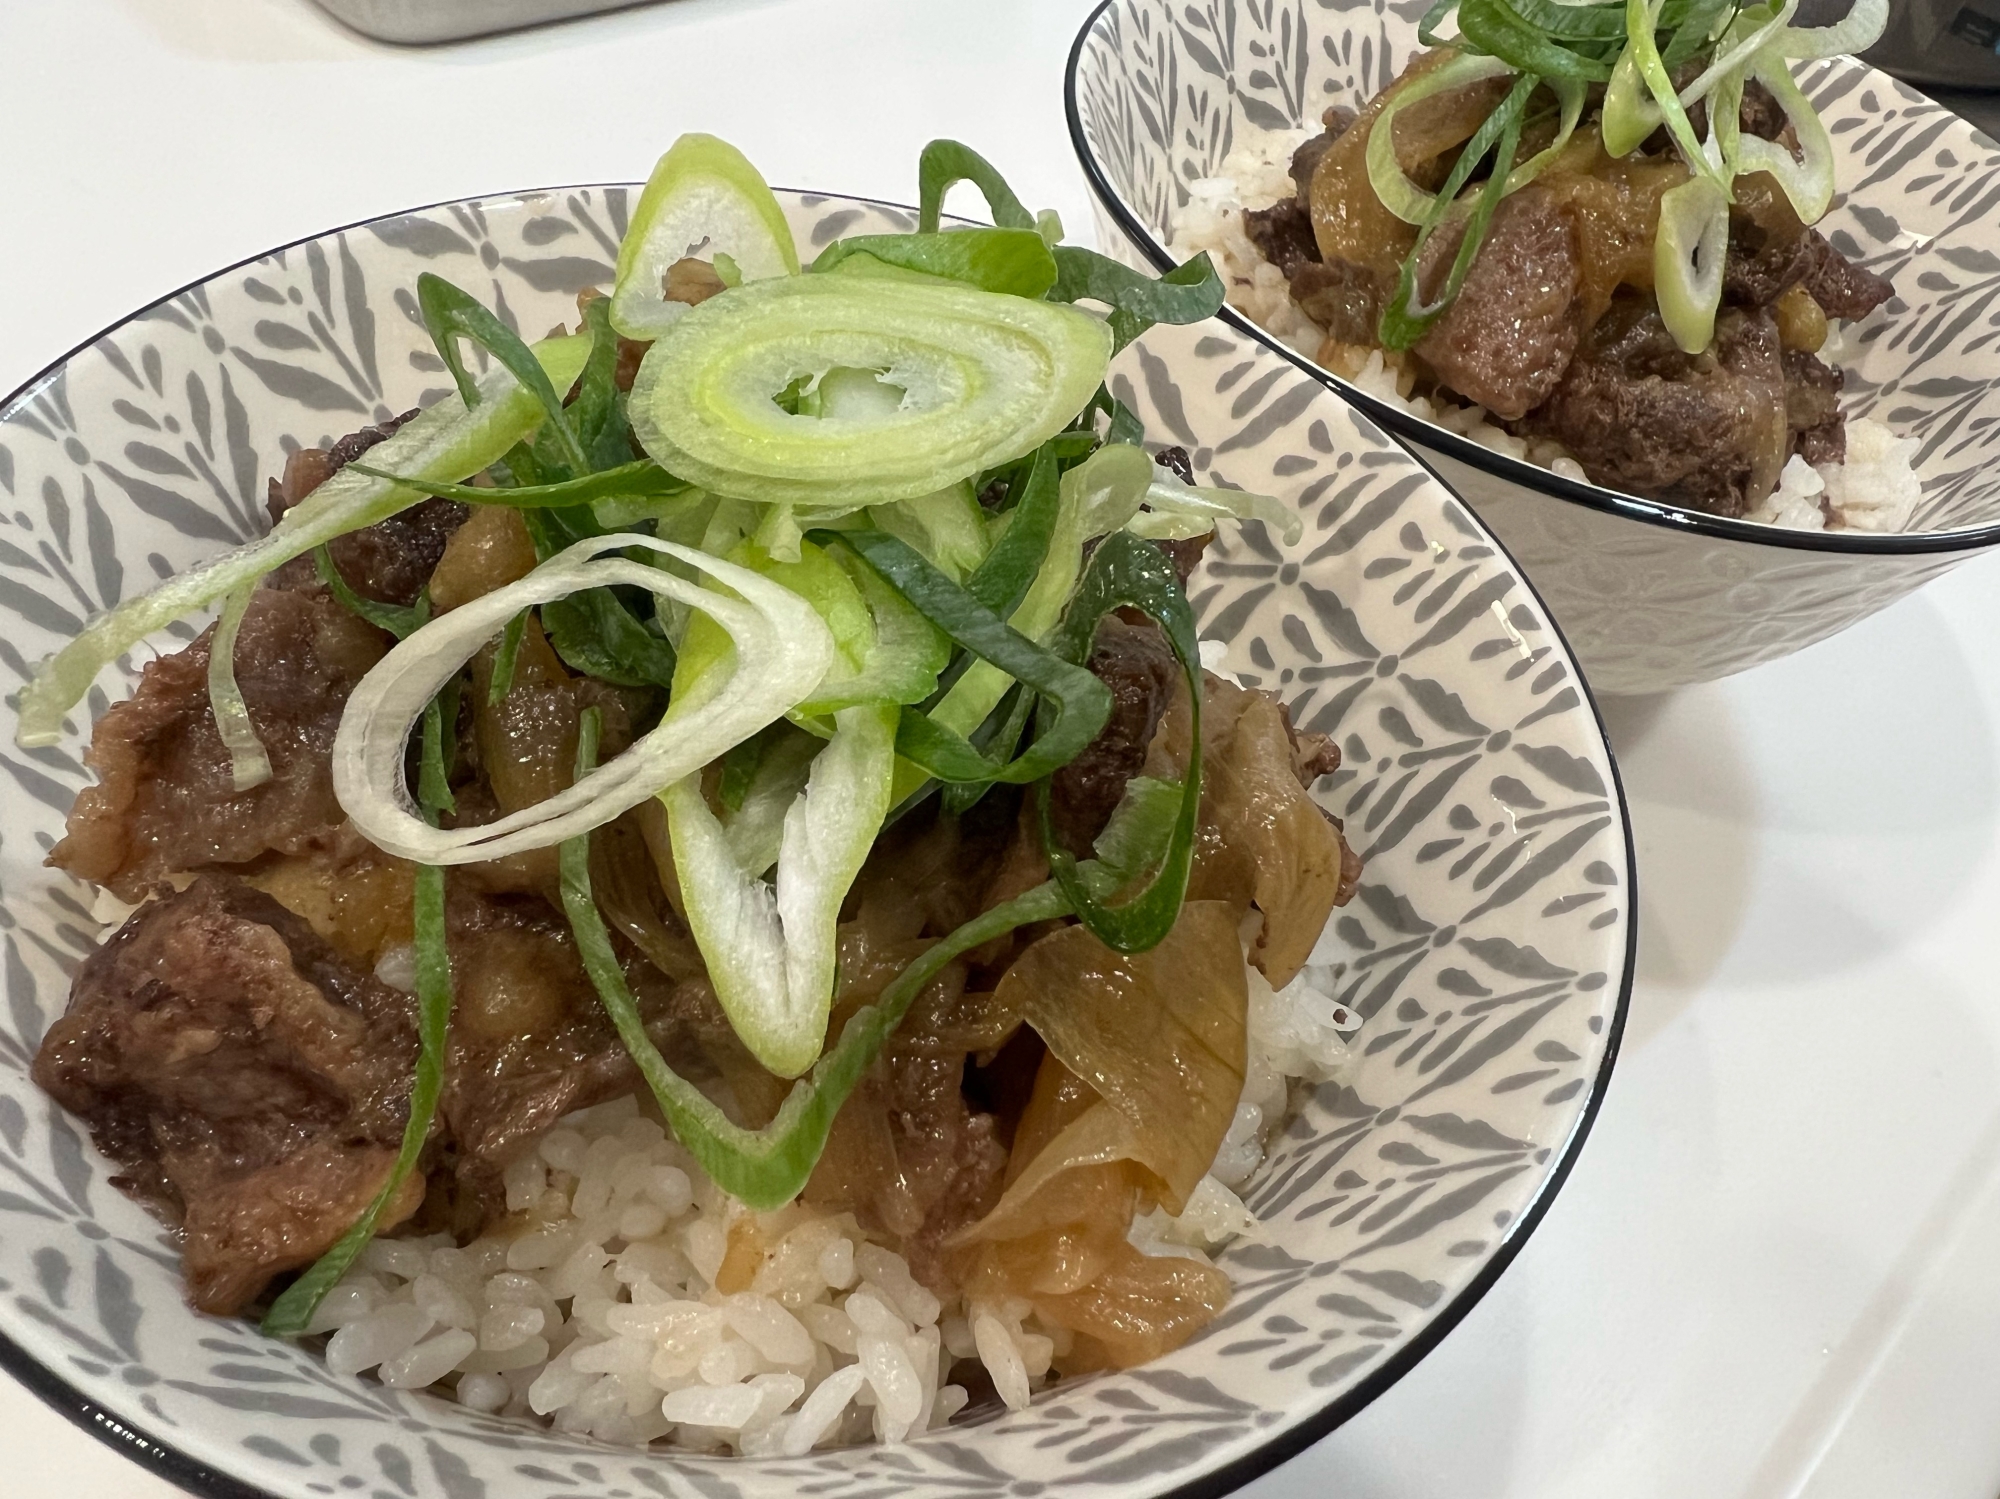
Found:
[262,696,456,1339]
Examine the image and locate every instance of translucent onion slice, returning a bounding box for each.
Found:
[1364,51,1519,226]
[662,701,898,1078]
[13,334,591,749]
[332,533,833,865]
[609,133,801,341]
[627,274,1112,509]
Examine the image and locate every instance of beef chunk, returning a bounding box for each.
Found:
[1047,616,1181,854]
[1726,205,1894,324]
[33,878,420,1314]
[1517,296,1790,517]
[1414,185,1582,421]
[1796,232,1895,323]
[1245,199,1321,279]
[1246,107,1357,286]
[265,411,466,607]
[51,587,389,901]
[1154,531,1212,590]
[1738,79,1789,144]
[1153,445,1195,485]
[1288,256,1386,347]
[1785,347,1847,467]
[1291,105,1358,198]
[439,886,734,1206]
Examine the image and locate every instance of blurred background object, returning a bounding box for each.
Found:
[308,0,658,42]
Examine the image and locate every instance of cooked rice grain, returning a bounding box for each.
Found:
[312,948,1362,1449]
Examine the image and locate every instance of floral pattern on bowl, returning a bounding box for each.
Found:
[0,187,1633,1499]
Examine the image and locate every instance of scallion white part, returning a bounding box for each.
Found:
[1655,175,1731,354]
[1777,0,1887,58]
[206,583,273,791]
[663,701,898,1078]
[1132,468,1305,547]
[1736,51,1837,224]
[628,274,1112,509]
[1365,52,1520,227]
[609,133,801,341]
[332,534,834,866]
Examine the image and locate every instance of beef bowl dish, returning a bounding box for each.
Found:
[1069,0,2000,694]
[0,141,1633,1499]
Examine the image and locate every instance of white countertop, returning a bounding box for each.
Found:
[6,2,2000,1495]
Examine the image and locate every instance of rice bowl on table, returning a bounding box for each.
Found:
[1068,0,2000,694]
[0,140,1633,1499]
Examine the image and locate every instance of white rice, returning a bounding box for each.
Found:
[311,953,1361,1449]
[1168,123,1922,534]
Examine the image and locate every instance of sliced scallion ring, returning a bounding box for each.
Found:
[332,533,834,865]
[13,334,591,749]
[1655,174,1731,353]
[1736,50,1837,224]
[627,274,1112,509]
[609,132,801,341]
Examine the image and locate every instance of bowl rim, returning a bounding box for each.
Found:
[1063,0,2000,560]
[0,179,1639,1499]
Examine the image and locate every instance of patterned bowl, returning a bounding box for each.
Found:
[1066,0,2000,696]
[0,187,1634,1499]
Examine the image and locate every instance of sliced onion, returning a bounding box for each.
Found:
[1365,52,1519,226]
[1738,51,1838,224]
[14,334,591,749]
[1655,175,1731,354]
[628,274,1112,509]
[206,583,272,791]
[609,133,800,341]
[333,533,834,865]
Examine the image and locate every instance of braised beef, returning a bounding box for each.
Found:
[1738,79,1790,145]
[1153,445,1195,484]
[1796,232,1895,323]
[1154,531,1213,590]
[440,886,726,1203]
[1414,185,1583,421]
[1785,347,1847,468]
[1292,105,1357,197]
[33,878,421,1315]
[51,587,389,902]
[1288,256,1387,347]
[265,411,465,608]
[1517,296,1790,517]
[1245,199,1322,280]
[1047,616,1181,854]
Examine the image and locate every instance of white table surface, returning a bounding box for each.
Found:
[6,2,2000,1495]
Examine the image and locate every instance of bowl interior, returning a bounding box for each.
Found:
[1067,0,2000,545]
[0,186,1632,1499]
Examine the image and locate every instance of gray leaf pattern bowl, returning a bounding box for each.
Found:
[1065,0,2000,695]
[0,188,1634,1499]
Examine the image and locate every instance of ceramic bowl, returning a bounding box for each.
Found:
[0,186,1633,1499]
[1066,0,2000,696]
